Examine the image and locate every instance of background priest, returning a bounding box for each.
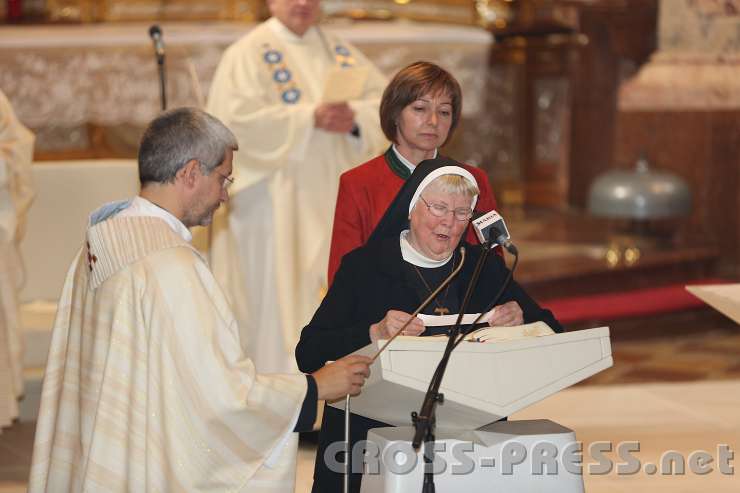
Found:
[0,89,35,434]
[28,107,371,492]
[207,0,388,373]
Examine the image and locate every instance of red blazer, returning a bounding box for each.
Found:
[328,153,499,285]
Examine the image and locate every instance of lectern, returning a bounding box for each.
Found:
[328,326,612,492]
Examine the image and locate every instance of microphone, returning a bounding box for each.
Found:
[472,210,518,255]
[148,25,165,63]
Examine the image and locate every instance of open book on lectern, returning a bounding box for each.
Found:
[329,326,612,430]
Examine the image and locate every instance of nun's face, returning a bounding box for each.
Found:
[408,183,473,261]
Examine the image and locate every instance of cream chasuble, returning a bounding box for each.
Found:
[207,17,388,373]
[28,212,309,492]
[0,89,35,432]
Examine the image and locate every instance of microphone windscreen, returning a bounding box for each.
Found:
[472,210,486,222]
[471,210,510,246]
[149,24,162,38]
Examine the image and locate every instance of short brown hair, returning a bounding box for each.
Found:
[379,61,463,145]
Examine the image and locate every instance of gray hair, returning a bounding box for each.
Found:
[138,107,238,185]
[428,174,479,198]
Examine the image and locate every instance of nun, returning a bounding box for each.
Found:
[296,157,563,493]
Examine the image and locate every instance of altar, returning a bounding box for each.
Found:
[0,20,493,158]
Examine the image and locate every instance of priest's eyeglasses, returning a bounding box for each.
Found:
[419,196,473,221]
[217,172,235,190]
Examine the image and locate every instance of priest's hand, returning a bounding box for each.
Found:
[314,102,356,133]
[313,355,372,400]
[369,310,425,342]
[482,301,523,327]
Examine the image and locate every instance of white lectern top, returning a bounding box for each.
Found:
[330,327,612,430]
[686,283,740,325]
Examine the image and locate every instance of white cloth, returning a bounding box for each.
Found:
[118,195,192,242]
[391,144,437,173]
[28,208,309,492]
[0,89,34,432]
[207,17,388,373]
[399,229,453,268]
[118,195,299,467]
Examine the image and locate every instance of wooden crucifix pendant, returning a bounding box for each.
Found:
[434,307,450,316]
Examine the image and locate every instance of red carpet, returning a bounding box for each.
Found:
[542,278,729,324]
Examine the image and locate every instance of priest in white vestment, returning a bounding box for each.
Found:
[207,0,388,373]
[0,89,35,433]
[28,108,371,492]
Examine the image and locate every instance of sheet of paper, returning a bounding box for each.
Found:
[465,321,555,343]
[321,65,369,103]
[686,283,740,325]
[418,313,484,327]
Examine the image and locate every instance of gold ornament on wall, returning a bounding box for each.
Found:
[474,0,514,29]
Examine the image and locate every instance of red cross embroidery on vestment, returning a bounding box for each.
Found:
[86,241,97,271]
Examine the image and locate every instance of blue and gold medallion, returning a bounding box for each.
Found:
[334,44,356,68]
[282,88,301,104]
[273,68,292,83]
[262,44,301,104]
[263,49,283,64]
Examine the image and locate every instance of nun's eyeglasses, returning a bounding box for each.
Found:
[419,196,473,221]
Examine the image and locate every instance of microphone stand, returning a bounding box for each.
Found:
[344,394,351,493]
[411,241,494,492]
[148,25,167,110]
[157,52,167,111]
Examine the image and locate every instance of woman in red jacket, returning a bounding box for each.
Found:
[327,61,499,285]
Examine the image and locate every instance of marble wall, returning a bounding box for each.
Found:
[620,0,740,110]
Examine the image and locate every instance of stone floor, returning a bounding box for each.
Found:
[3,322,739,492]
[580,324,740,385]
[512,379,740,492]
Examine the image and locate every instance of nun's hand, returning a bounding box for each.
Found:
[369,310,425,342]
[482,301,523,327]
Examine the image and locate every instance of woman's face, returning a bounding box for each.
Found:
[395,90,453,158]
[408,182,473,261]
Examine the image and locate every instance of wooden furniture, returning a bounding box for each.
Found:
[482,0,659,211]
[507,208,720,301]
[503,207,726,337]
[614,111,740,276]
[614,0,740,276]
[487,31,584,208]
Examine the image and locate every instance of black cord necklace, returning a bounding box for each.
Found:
[411,252,455,316]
